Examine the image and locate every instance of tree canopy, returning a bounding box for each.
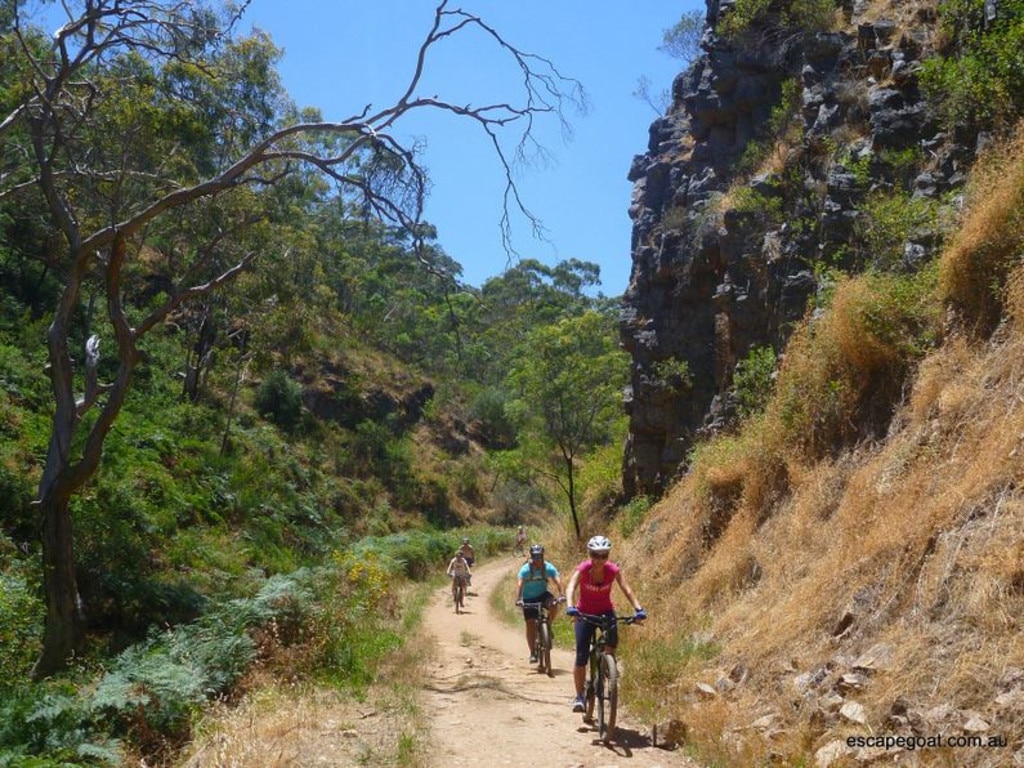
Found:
[509,310,629,538]
[1,0,585,678]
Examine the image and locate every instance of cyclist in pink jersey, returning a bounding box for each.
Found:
[564,535,645,712]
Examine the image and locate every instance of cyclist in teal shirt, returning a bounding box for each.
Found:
[515,543,565,664]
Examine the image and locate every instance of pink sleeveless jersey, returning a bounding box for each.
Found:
[576,560,619,614]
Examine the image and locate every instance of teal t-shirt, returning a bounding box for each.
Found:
[518,561,559,600]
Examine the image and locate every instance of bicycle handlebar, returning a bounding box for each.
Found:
[516,596,566,607]
[574,611,645,626]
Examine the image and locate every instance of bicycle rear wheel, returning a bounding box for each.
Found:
[538,620,552,675]
[598,654,619,742]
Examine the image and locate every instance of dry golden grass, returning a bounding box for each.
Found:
[940,121,1024,331]
[622,312,1024,763]
[174,592,433,768]
[615,130,1024,764]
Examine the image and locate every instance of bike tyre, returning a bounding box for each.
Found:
[584,667,596,722]
[538,620,552,676]
[600,654,619,742]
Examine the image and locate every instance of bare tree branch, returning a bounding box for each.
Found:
[4,0,586,677]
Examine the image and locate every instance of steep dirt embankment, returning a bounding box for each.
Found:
[422,556,696,767]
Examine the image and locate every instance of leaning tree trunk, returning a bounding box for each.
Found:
[32,233,138,678]
[32,486,85,680]
[565,453,581,540]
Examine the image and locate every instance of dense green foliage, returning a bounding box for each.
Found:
[921,0,1024,135]
[0,3,626,760]
[717,0,837,39]
[508,310,629,537]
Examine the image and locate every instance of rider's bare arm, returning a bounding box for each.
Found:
[615,570,642,613]
[565,570,580,610]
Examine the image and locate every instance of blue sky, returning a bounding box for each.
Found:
[242,1,697,295]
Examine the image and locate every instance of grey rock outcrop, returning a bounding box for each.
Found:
[620,4,973,498]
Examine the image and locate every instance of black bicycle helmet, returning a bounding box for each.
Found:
[529,543,544,557]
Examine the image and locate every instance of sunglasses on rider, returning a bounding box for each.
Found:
[590,552,609,560]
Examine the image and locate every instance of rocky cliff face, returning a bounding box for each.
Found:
[620,0,976,498]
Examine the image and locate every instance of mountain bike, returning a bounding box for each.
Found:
[577,611,643,743]
[451,574,468,614]
[520,596,565,676]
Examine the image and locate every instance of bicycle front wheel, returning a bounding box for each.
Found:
[598,654,619,742]
[538,620,552,675]
[584,662,596,722]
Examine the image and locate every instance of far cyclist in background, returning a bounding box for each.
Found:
[514,524,527,557]
[458,537,475,567]
[515,543,564,665]
[458,537,475,588]
[446,550,472,609]
[565,535,646,713]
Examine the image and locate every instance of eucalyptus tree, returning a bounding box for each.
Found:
[468,258,603,382]
[509,309,629,539]
[0,0,584,678]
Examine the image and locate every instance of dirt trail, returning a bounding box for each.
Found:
[422,556,697,767]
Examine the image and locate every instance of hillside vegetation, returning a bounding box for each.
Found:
[616,126,1024,766]
[6,0,1024,765]
[0,4,625,764]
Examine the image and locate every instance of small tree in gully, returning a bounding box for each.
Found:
[509,310,628,540]
[0,0,584,678]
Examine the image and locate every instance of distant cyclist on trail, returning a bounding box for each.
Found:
[458,537,475,587]
[458,537,475,567]
[514,524,527,556]
[515,543,564,665]
[565,535,646,713]
[446,550,472,607]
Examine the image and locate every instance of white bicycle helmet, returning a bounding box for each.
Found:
[587,535,612,553]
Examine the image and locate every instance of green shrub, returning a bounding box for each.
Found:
[731,187,784,228]
[856,190,943,271]
[303,555,399,691]
[618,495,653,537]
[89,568,335,751]
[351,529,455,580]
[0,682,122,767]
[651,358,692,390]
[0,460,34,541]
[74,480,206,643]
[467,386,517,448]
[733,345,778,418]
[720,0,835,39]
[253,370,303,430]
[0,563,42,682]
[719,0,773,37]
[921,0,1024,133]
